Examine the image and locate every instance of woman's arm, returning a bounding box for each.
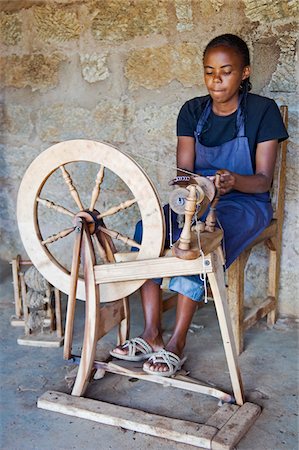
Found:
[217,139,278,195]
[176,136,195,176]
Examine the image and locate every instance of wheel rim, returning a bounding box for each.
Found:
[17,140,165,301]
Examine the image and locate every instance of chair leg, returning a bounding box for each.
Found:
[227,256,244,355]
[208,248,244,406]
[267,246,279,326]
[117,297,130,346]
[72,227,100,397]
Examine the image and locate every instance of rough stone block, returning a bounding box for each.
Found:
[210,0,225,13]
[251,39,280,92]
[33,4,81,42]
[91,0,168,41]
[125,43,202,89]
[36,101,134,143]
[175,0,193,32]
[0,105,33,140]
[269,33,297,92]
[243,0,298,22]
[130,103,178,145]
[0,11,22,46]
[1,53,65,91]
[93,100,134,142]
[80,53,109,83]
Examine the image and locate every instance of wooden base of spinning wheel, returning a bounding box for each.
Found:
[37,222,260,449]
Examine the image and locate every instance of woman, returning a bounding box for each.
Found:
[110,34,288,376]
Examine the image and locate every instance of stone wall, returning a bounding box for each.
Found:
[1,0,298,316]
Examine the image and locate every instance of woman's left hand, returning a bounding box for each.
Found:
[216,169,236,195]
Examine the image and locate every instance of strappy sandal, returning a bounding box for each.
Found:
[109,337,155,362]
[143,349,187,377]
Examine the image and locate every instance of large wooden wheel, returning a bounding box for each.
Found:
[17,140,165,302]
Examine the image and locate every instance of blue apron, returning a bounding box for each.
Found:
[134,96,273,301]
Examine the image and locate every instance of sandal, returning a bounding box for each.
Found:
[110,337,155,362]
[143,349,187,377]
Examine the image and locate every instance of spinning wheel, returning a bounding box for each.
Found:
[17,140,165,302]
[17,139,245,411]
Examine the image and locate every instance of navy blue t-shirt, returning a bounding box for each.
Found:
[177,93,288,169]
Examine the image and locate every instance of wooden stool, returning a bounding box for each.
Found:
[10,255,64,347]
[227,105,288,354]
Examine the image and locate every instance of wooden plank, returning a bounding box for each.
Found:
[38,391,217,448]
[94,254,212,284]
[206,403,239,430]
[211,402,261,450]
[11,257,22,318]
[17,334,64,348]
[19,272,29,335]
[86,359,234,403]
[244,296,275,330]
[10,317,25,327]
[54,288,63,338]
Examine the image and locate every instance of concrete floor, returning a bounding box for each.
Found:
[1,264,298,450]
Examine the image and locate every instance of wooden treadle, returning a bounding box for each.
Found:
[70,355,234,403]
[38,391,261,450]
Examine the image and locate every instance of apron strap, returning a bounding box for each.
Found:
[195,93,246,140]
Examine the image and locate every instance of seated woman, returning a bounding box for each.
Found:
[110,33,288,377]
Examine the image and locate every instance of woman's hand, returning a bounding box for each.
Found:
[216,169,236,195]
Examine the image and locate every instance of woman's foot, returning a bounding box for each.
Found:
[110,333,164,361]
[143,345,187,377]
[143,343,184,374]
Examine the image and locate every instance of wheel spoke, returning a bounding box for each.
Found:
[92,234,109,263]
[98,225,141,250]
[97,198,137,219]
[60,165,84,211]
[41,226,75,245]
[89,165,105,211]
[37,197,75,217]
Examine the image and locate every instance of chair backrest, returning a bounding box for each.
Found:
[270,105,288,221]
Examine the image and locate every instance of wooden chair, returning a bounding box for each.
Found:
[227,105,288,354]
[161,106,288,355]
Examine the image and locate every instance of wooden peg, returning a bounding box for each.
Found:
[97,198,137,219]
[89,165,105,211]
[37,197,75,217]
[177,185,197,251]
[205,172,221,233]
[60,165,84,211]
[42,227,75,245]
